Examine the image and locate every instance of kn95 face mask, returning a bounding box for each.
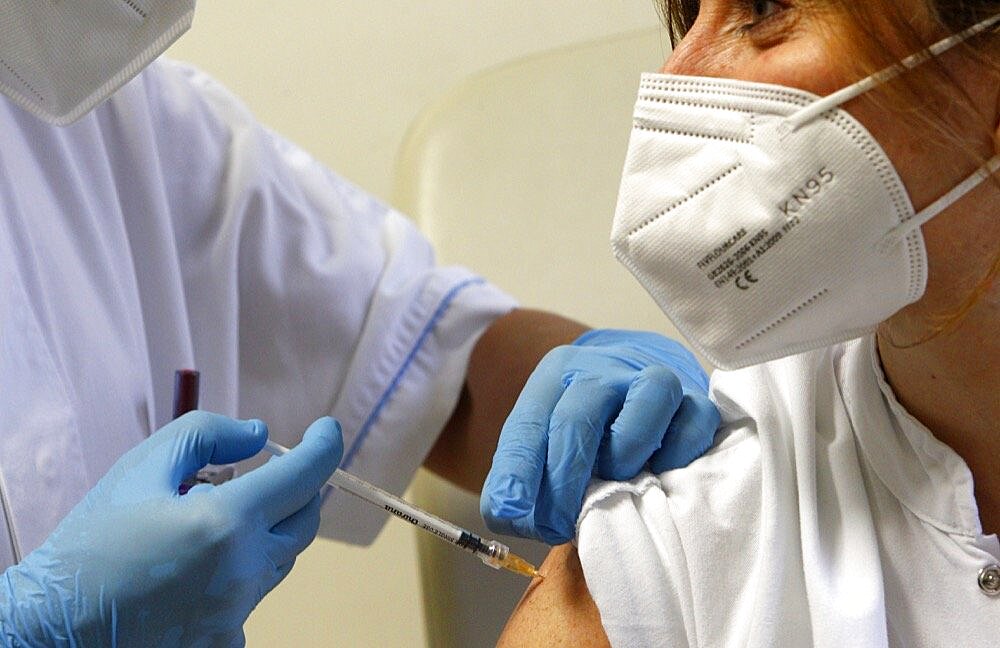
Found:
[0,1,197,125]
[611,14,1000,370]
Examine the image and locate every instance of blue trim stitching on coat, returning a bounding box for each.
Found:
[340,277,487,471]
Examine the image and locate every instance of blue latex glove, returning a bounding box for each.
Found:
[0,412,342,647]
[481,329,720,544]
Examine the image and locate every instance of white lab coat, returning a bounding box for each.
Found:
[0,59,516,567]
[577,335,999,647]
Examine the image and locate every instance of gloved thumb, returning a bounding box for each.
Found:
[222,416,343,525]
[163,411,268,489]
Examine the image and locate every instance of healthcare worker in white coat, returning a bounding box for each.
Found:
[0,3,721,646]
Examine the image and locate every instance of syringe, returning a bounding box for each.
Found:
[263,440,541,579]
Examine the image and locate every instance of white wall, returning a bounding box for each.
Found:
[166,2,663,646]
[168,1,662,201]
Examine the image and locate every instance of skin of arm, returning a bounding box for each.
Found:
[424,307,588,493]
[497,544,610,648]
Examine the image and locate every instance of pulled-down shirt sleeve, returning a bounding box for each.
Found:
[574,340,999,647]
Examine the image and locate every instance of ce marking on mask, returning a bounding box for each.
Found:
[696,167,835,290]
[696,225,783,290]
[735,270,758,290]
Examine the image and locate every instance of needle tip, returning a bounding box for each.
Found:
[501,552,542,579]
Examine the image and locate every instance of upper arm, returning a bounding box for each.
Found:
[426,308,586,491]
[497,544,610,648]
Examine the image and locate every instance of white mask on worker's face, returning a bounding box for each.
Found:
[0,1,196,125]
[611,14,1000,370]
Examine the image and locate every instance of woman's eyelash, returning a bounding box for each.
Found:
[737,0,790,35]
[669,0,788,38]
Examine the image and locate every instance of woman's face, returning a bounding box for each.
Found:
[661,0,1000,329]
[661,1,852,94]
[661,0,996,208]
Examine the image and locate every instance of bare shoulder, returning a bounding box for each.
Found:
[497,543,610,647]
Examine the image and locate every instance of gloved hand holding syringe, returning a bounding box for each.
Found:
[174,369,540,579]
[262,439,542,579]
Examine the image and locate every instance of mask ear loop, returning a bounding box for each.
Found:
[778,12,1000,138]
[875,154,1000,252]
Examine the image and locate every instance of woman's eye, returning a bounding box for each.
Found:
[739,0,790,36]
[751,0,783,21]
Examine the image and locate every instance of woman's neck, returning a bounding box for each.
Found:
[877,298,999,535]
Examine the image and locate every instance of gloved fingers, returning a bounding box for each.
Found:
[269,559,297,596]
[533,374,624,544]
[639,337,710,394]
[221,417,343,525]
[666,357,712,394]
[596,365,684,481]
[248,555,298,612]
[573,329,710,392]
[268,494,322,567]
[480,418,545,538]
[165,412,267,490]
[224,629,248,648]
[481,348,574,536]
[648,392,721,474]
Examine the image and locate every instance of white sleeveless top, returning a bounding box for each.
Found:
[577,336,999,647]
